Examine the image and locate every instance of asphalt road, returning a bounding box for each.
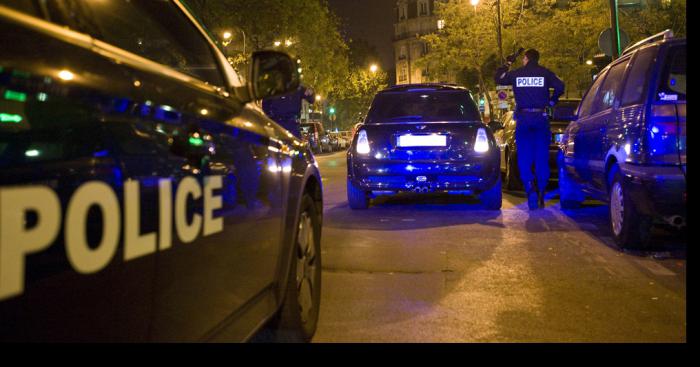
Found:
[311,151,686,343]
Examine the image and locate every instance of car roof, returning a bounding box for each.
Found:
[379,83,471,94]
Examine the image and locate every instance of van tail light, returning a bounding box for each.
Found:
[474,128,490,153]
[648,103,684,165]
[356,130,370,154]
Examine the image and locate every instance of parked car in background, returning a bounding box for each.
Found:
[558,30,686,249]
[329,131,349,150]
[492,98,580,190]
[347,84,502,210]
[0,0,323,342]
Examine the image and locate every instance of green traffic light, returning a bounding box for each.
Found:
[329,107,336,114]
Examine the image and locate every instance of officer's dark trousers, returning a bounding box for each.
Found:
[277,117,302,139]
[514,111,551,192]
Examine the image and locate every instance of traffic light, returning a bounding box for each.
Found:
[329,107,336,114]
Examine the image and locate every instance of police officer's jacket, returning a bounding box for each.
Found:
[495,61,565,110]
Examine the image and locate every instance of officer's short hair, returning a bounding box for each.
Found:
[525,49,540,63]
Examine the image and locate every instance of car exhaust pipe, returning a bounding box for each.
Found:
[422,187,430,193]
[664,215,686,229]
[413,187,422,193]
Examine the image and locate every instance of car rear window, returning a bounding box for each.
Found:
[365,90,481,124]
[657,45,686,102]
[552,101,580,121]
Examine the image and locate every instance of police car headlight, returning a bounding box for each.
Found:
[474,128,490,153]
[356,130,371,154]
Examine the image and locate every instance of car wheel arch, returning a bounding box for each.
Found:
[605,156,619,193]
[275,166,323,307]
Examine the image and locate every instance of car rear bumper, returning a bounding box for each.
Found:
[348,157,500,194]
[621,163,686,220]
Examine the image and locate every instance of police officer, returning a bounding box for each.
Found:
[495,49,565,210]
[263,85,316,138]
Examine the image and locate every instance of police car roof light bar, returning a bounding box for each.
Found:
[621,29,674,57]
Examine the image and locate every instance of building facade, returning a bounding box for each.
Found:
[394,0,452,85]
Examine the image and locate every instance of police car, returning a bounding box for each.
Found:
[0,1,323,342]
[558,30,686,249]
[347,84,502,210]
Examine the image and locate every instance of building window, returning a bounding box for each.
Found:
[399,4,407,20]
[399,45,407,60]
[419,1,429,16]
[399,66,408,83]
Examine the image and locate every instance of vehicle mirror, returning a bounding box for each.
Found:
[244,51,300,102]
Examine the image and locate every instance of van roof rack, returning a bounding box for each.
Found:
[621,29,674,56]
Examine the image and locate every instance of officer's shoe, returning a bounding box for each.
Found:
[527,191,539,211]
[538,190,546,209]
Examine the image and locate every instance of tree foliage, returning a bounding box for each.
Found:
[186,0,350,97]
[419,0,685,97]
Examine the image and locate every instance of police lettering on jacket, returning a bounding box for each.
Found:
[495,62,565,109]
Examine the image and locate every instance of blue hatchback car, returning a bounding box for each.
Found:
[347,84,502,210]
[558,31,686,249]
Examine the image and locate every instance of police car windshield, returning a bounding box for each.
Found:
[366,90,481,124]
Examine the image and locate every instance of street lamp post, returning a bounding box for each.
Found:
[222,29,246,55]
[471,0,504,63]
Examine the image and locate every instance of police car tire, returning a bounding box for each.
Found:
[505,150,522,191]
[347,179,369,210]
[480,177,502,210]
[558,153,584,209]
[268,193,322,342]
[609,166,652,250]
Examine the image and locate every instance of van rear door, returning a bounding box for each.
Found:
[649,44,686,170]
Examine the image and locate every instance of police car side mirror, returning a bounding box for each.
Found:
[240,51,300,102]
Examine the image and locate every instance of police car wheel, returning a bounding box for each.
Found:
[505,150,522,191]
[268,193,322,342]
[608,166,651,250]
[480,177,502,210]
[347,179,369,210]
[558,153,584,209]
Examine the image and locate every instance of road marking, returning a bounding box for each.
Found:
[634,259,677,276]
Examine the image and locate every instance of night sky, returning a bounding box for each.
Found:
[327,0,396,73]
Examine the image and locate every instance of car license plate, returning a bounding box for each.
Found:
[397,134,447,147]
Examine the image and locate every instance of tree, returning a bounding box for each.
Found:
[186,0,350,98]
[416,0,500,114]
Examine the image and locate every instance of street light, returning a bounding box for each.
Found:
[369,64,379,73]
[586,60,594,66]
[274,41,282,47]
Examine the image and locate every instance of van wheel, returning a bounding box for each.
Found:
[480,177,502,210]
[347,179,369,209]
[504,150,522,191]
[609,166,651,249]
[265,194,322,342]
[558,153,584,209]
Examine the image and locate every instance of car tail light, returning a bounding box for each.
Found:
[648,103,684,165]
[356,130,370,154]
[474,128,489,153]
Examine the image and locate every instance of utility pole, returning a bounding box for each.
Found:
[609,0,621,59]
[496,0,504,63]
